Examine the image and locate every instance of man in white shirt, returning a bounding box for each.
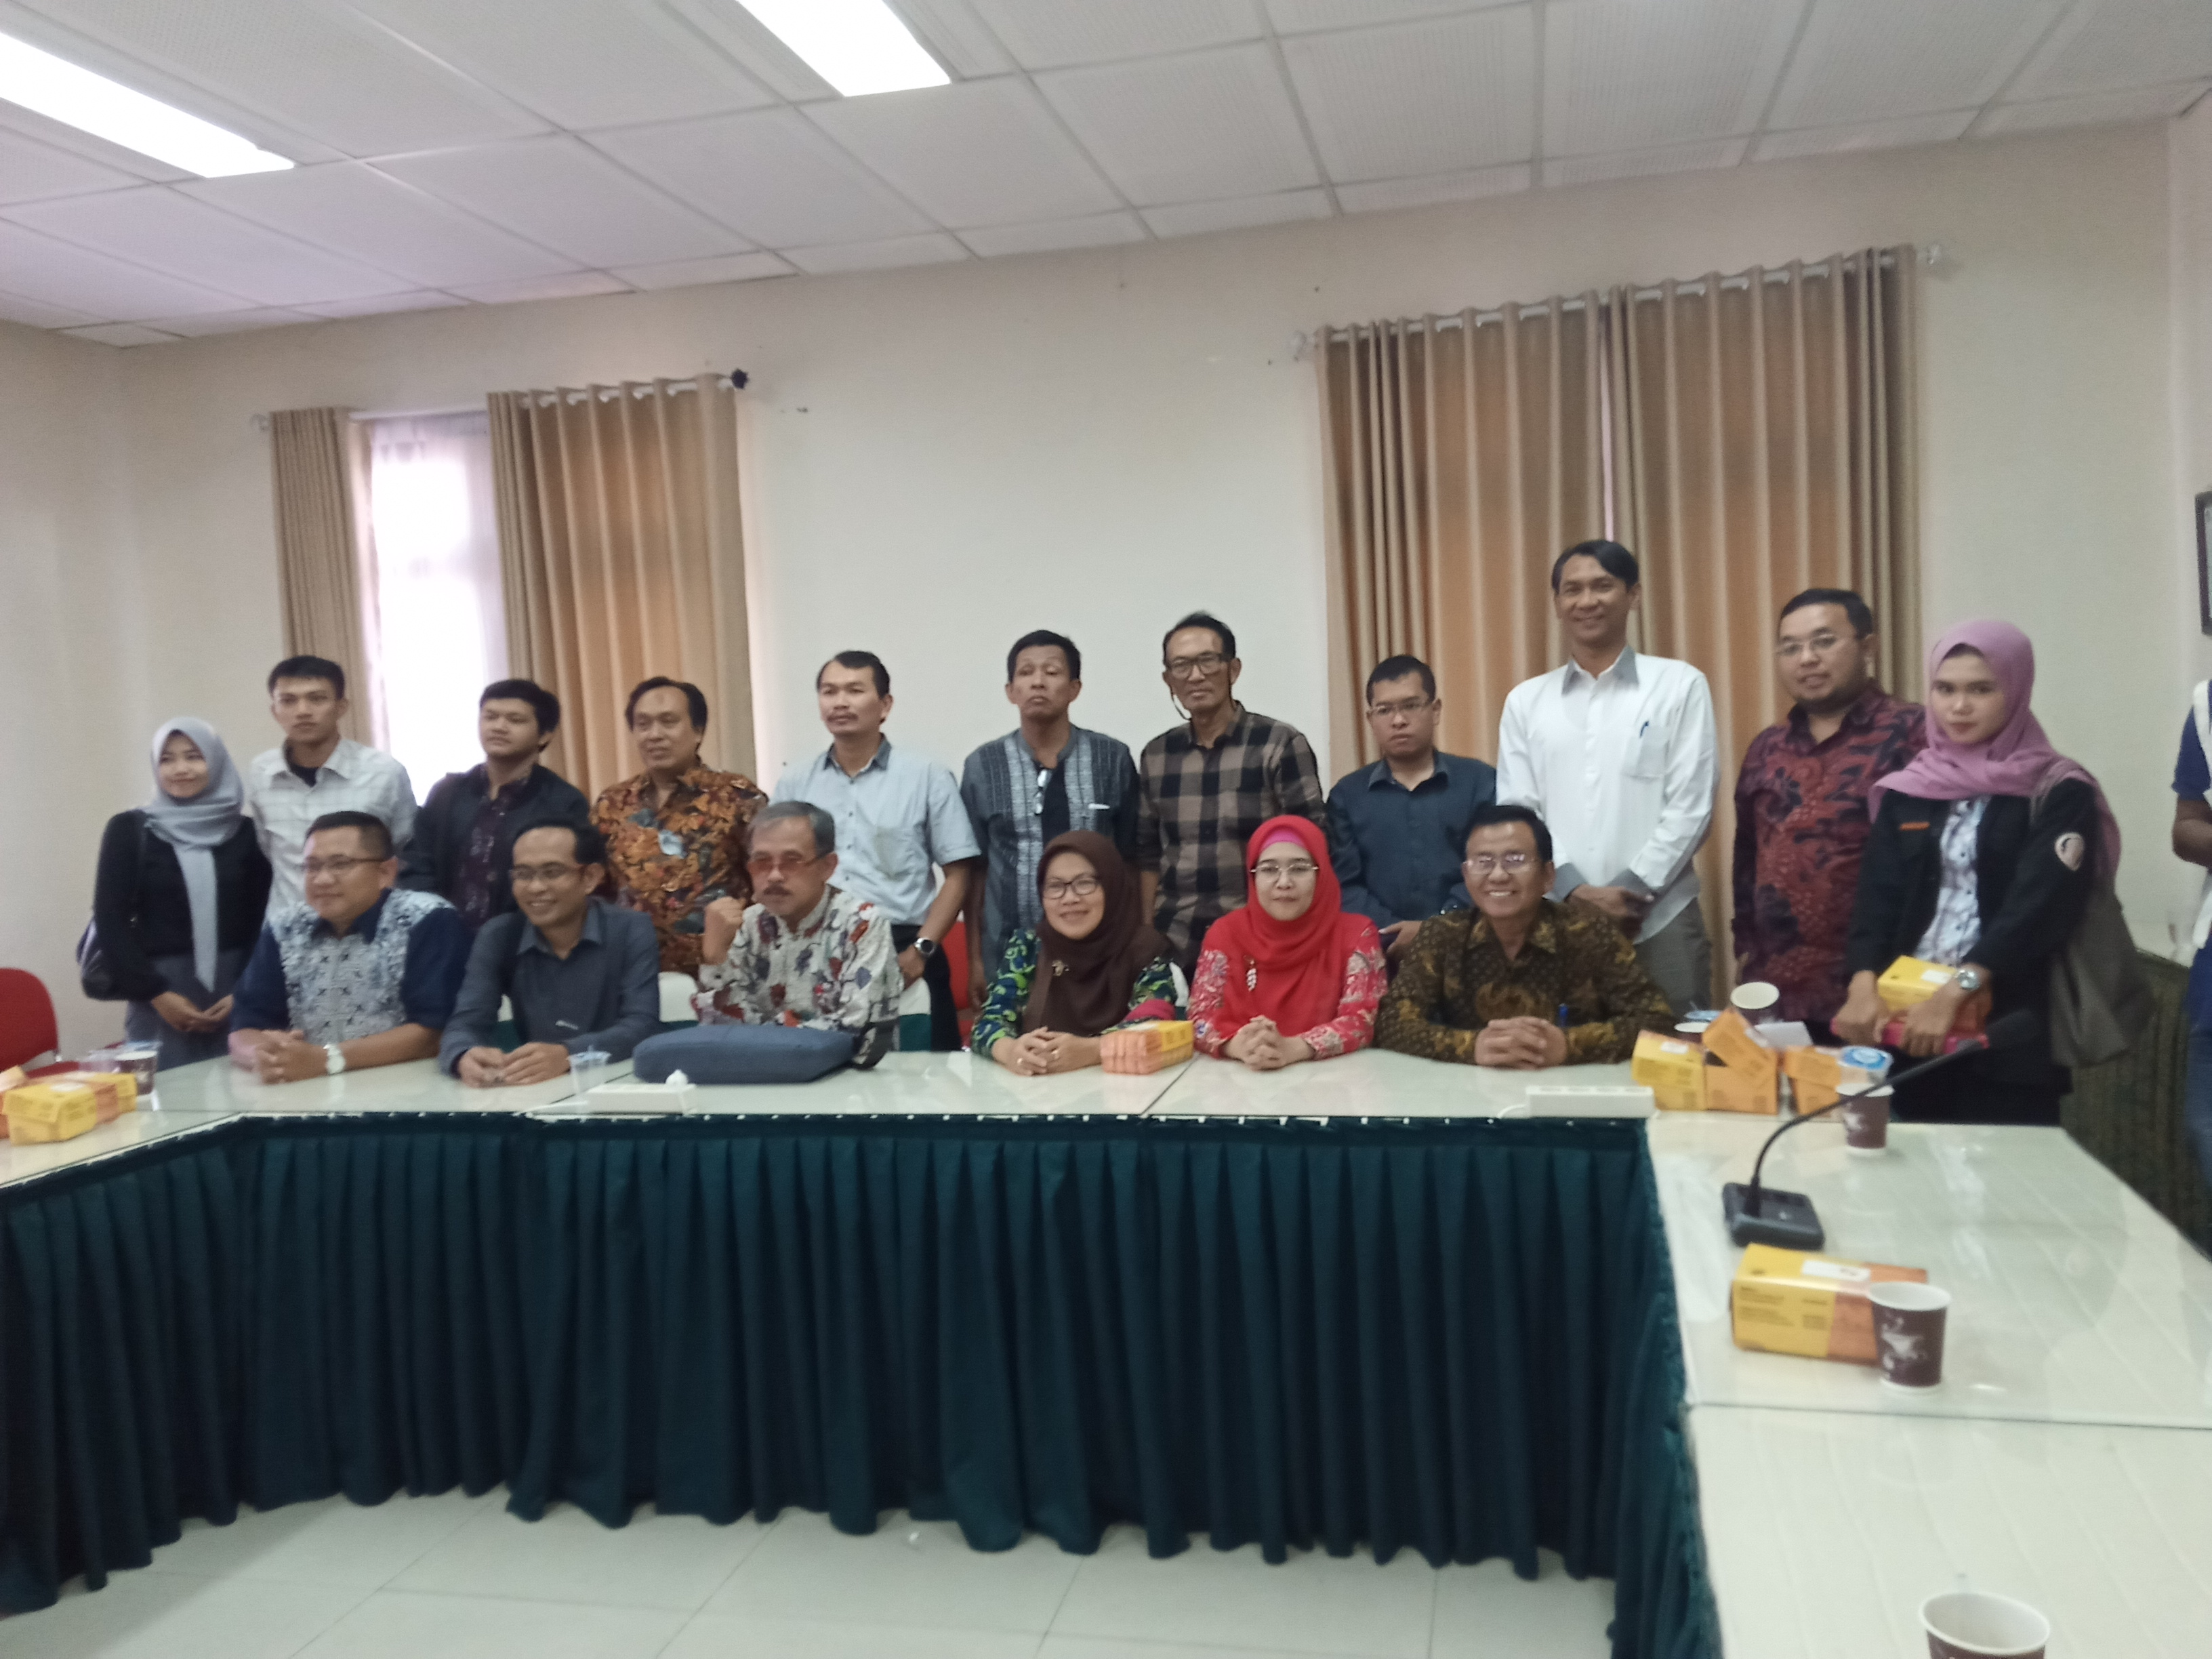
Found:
[244,655,417,914]
[1495,543,1717,1014]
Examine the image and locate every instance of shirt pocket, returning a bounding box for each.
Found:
[1624,719,1666,781]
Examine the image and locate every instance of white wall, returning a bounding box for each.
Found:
[6,120,2194,1048]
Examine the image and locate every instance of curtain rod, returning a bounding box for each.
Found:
[252,373,743,432]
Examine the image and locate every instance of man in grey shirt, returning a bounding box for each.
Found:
[442,820,661,1084]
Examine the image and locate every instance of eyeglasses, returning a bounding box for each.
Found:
[1042,875,1102,901]
[1774,632,1847,661]
[747,853,823,877]
[1251,859,1319,883]
[1032,765,1052,817]
[1463,853,1534,875]
[303,856,376,879]
[1367,696,1433,720]
[512,863,581,887]
[1164,652,1228,680]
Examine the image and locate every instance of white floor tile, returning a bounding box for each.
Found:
[390,1500,769,1612]
[665,1612,1044,1658]
[295,1589,686,1658]
[0,1569,368,1658]
[1048,1528,1436,1659]
[137,1491,495,1589]
[1428,1553,1614,1658]
[703,1511,1082,1635]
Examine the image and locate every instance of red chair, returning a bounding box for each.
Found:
[943,920,978,1044]
[0,968,64,1073]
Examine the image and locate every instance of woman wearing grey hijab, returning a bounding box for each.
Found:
[92,718,271,1068]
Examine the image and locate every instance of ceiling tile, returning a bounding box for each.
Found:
[893,0,1018,77]
[590,108,935,249]
[0,286,102,326]
[1040,43,1322,205]
[806,78,1122,228]
[1141,186,1332,237]
[4,187,407,304]
[344,0,771,131]
[183,165,575,287]
[15,0,545,156]
[968,0,1262,68]
[449,271,633,305]
[1544,0,1807,157]
[146,306,312,335]
[1266,0,1496,30]
[0,125,142,204]
[1978,80,2211,135]
[1769,0,2064,129]
[0,217,250,317]
[1334,161,1528,211]
[1753,110,1975,163]
[782,232,970,274]
[1284,7,1534,182]
[377,138,745,268]
[294,291,466,319]
[959,210,1149,256]
[63,321,178,345]
[654,0,836,102]
[1541,136,1749,188]
[0,99,182,182]
[613,251,794,289]
[2012,0,2212,101]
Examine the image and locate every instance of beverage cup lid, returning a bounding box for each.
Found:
[1841,1045,1891,1071]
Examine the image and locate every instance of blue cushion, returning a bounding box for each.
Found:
[632,1024,854,1085]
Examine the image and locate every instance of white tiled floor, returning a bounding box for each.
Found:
[0,1492,1616,1659]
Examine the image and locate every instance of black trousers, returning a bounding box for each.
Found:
[891,922,960,1052]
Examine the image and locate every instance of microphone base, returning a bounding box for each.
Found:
[1721,1183,1826,1251]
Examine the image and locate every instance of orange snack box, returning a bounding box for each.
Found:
[1631,1031,1707,1111]
[1101,1021,1195,1075]
[1731,1244,1930,1365]
[1700,1007,1778,1078]
[1704,1057,1778,1115]
[5,1080,103,1145]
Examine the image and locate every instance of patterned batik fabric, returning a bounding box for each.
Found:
[1187,926,1388,1059]
[592,764,767,977]
[268,888,456,1046]
[695,884,899,1066]
[966,928,1181,1057]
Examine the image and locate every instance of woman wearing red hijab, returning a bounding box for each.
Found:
[1189,816,1387,1069]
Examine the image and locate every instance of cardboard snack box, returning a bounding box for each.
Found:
[1101,1021,1194,1075]
[1731,1244,1929,1365]
[1631,1030,1707,1111]
[5,1080,103,1145]
[1700,1007,1777,1077]
[1875,958,1990,1031]
[1704,1058,1778,1115]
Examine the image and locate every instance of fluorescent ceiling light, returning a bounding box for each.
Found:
[0,31,291,176]
[734,0,949,97]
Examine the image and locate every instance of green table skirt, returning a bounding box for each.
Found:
[0,1113,1716,1658]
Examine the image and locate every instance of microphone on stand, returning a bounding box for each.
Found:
[1719,1009,2039,1250]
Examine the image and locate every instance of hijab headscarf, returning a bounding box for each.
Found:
[1023,831,1174,1036]
[1202,816,1370,1038]
[1871,619,2121,880]
[142,718,246,992]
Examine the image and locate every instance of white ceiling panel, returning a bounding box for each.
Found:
[14,0,545,157]
[1267,0,1495,30]
[344,0,772,131]
[653,0,836,102]
[1770,0,2064,129]
[614,251,794,289]
[449,271,632,305]
[1334,161,1528,211]
[958,210,1149,256]
[64,321,176,344]
[0,220,243,316]
[2013,0,2212,101]
[0,286,100,326]
[590,108,935,249]
[893,0,1019,77]
[1542,136,1749,188]
[1754,110,1975,163]
[1979,80,2211,135]
[0,125,142,203]
[378,138,745,268]
[147,306,311,335]
[1141,186,1332,237]
[783,232,970,274]
[294,291,465,319]
[806,78,1121,228]
[1544,0,1807,157]
[968,0,1262,68]
[4,187,407,304]
[1040,44,1322,205]
[1285,7,1534,182]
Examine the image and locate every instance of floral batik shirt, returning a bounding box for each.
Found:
[694,884,898,1067]
[592,764,766,977]
[966,928,1181,1057]
[1187,919,1388,1059]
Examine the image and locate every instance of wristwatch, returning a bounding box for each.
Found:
[913,936,940,961]
[324,1044,348,1076]
[1950,968,1985,994]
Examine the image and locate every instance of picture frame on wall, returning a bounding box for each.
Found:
[2202,492,2212,636]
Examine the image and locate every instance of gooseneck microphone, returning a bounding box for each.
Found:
[1720,1009,2039,1250]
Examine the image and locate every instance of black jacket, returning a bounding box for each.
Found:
[397,762,590,924]
[93,811,272,1002]
[1845,779,2097,1086]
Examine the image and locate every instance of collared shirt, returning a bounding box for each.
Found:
[437,899,662,1074]
[1732,690,1927,1022]
[695,884,898,1067]
[960,726,1139,976]
[1914,796,1990,965]
[245,738,418,914]
[1495,648,1716,937]
[590,764,767,978]
[230,888,468,1046]
[1374,900,1675,1066]
[1326,750,1497,928]
[2172,713,2212,1030]
[1134,703,1326,958]
[773,739,979,928]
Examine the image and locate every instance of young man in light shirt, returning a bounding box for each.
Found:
[1494,541,1718,1015]
[244,655,417,914]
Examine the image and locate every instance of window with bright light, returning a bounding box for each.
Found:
[360,412,506,798]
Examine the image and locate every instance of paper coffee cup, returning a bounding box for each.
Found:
[1870,1281,1950,1389]
[1730,981,1780,1015]
[1841,1086,1891,1155]
[1919,1588,2049,1658]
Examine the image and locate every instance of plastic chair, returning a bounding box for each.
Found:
[943,920,977,1044]
[0,968,61,1073]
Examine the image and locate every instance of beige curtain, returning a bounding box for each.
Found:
[1317,297,1613,773]
[489,376,752,801]
[268,407,375,743]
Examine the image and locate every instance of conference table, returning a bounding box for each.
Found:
[3,1050,2207,1656]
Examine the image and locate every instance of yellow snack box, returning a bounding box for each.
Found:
[1731,1244,1929,1364]
[1704,1059,1778,1115]
[5,1081,104,1145]
[1101,1021,1195,1074]
[1877,956,1966,1014]
[1631,1031,1708,1111]
[53,1070,138,1122]
[1699,1007,1777,1077]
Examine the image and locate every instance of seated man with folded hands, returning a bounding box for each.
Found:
[1377,804,1675,1069]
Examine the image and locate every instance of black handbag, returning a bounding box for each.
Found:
[77,814,145,1002]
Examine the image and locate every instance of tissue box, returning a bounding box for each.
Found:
[1101,1021,1194,1074]
[1704,1060,1779,1115]
[5,1080,104,1145]
[1732,1244,1930,1364]
[1700,1007,1777,1077]
[1631,1031,1708,1111]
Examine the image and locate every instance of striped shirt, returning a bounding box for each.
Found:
[245,739,418,915]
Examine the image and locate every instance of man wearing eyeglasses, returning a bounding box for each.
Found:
[228,811,469,1084]
[960,630,1139,989]
[1136,611,1326,973]
[1377,804,1674,1067]
[1733,589,1925,1033]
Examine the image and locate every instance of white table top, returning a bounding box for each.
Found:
[1693,1405,2212,1658]
[1147,1048,1641,1118]
[151,1054,605,1116]
[0,1107,239,1189]
[668,1048,1186,1118]
[1651,1111,2212,1429]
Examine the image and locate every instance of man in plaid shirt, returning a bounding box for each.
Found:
[1136,611,1327,970]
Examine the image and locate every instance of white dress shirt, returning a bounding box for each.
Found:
[772,737,980,928]
[1494,646,1717,937]
[245,737,418,914]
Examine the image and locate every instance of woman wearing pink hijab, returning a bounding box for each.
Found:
[1834,619,2118,1126]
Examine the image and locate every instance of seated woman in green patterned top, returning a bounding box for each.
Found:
[1377,803,1675,1068]
[972,831,1181,1076]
